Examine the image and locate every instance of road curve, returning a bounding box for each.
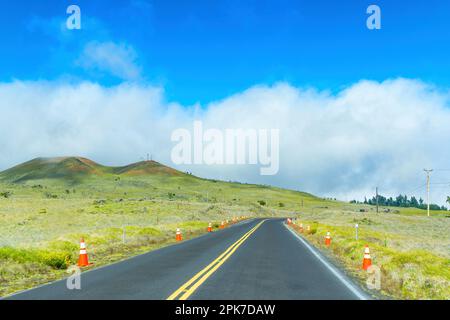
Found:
[6,218,367,300]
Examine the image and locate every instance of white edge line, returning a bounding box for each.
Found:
[284,223,369,300]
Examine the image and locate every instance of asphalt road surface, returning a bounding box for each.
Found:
[6,218,368,300]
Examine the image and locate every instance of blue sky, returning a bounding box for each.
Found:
[1,0,450,105]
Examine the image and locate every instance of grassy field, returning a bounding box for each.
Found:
[0,157,449,299]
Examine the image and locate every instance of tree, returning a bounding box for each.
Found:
[354,193,448,211]
[410,196,419,207]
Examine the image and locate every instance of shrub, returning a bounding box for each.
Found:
[0,242,76,270]
[0,191,12,198]
[136,227,162,237]
[44,192,58,199]
[36,251,71,269]
[93,199,107,205]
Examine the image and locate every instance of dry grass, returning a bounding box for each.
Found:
[289,208,450,299]
[0,194,253,297]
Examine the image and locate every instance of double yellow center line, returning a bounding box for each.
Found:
[167,220,266,300]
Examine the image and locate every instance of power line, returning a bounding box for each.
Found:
[371,184,425,199]
[405,183,427,195]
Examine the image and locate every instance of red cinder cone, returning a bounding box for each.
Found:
[325,231,331,246]
[176,228,182,241]
[362,245,372,270]
[78,238,89,267]
[207,223,212,233]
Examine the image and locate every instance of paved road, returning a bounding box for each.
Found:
[6,219,367,300]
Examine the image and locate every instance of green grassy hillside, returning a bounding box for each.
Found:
[0,157,186,183]
[0,157,104,183]
[0,157,319,210]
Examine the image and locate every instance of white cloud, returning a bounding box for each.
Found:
[78,41,141,80]
[0,78,449,205]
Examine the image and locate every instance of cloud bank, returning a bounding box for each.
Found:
[0,78,449,204]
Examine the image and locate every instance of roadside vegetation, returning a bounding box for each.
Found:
[288,206,450,299]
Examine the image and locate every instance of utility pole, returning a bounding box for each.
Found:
[376,187,379,213]
[424,169,433,217]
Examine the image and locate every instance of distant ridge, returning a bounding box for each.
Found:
[0,157,185,183]
[115,160,182,176]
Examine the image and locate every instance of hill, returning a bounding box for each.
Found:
[114,160,183,177]
[0,157,185,183]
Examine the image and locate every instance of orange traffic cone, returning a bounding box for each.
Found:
[286,218,292,225]
[325,231,331,246]
[362,245,372,270]
[299,223,304,233]
[78,238,89,267]
[207,223,212,233]
[176,228,182,241]
[220,221,225,229]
